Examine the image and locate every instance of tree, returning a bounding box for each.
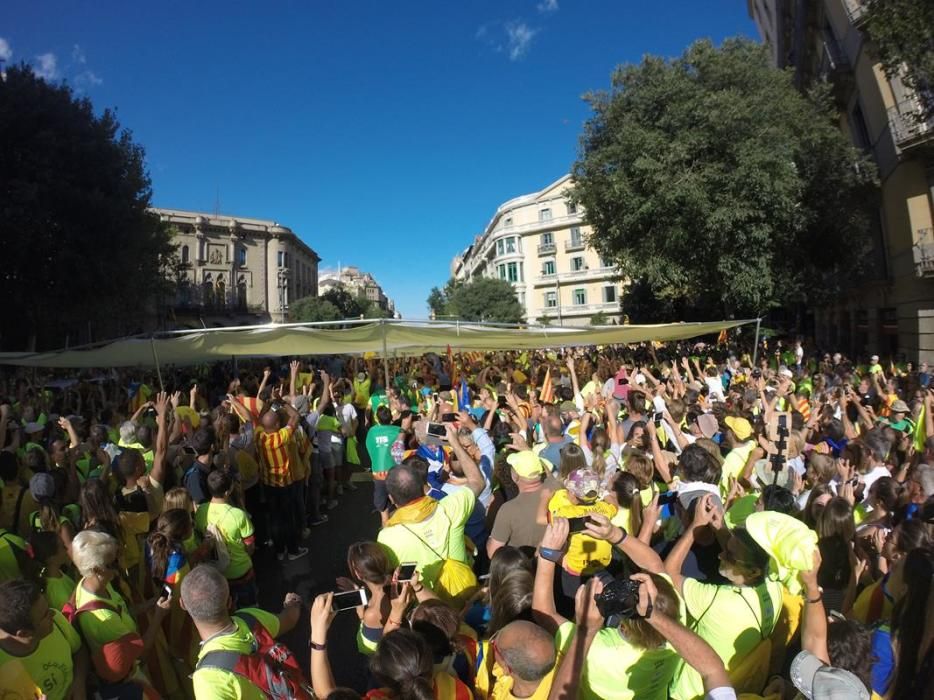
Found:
[866,0,934,119]
[426,277,524,324]
[571,38,877,323]
[0,65,175,350]
[288,296,341,323]
[590,311,609,326]
[321,286,364,318]
[535,315,553,327]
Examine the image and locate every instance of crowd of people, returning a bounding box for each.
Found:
[0,339,932,700]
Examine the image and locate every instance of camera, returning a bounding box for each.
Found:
[594,578,642,621]
[751,368,761,379]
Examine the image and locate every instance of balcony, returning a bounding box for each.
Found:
[533,266,618,286]
[914,228,934,277]
[537,242,557,256]
[841,0,868,26]
[565,239,586,252]
[888,101,934,151]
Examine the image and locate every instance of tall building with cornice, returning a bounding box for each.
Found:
[151,208,320,326]
[451,175,623,326]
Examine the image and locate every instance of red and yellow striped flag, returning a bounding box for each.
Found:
[539,367,554,404]
[797,397,811,422]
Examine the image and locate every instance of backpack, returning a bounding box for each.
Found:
[401,525,479,607]
[61,588,119,626]
[195,611,314,700]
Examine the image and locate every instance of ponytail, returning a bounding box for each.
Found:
[37,498,62,534]
[404,676,434,700]
[147,508,191,581]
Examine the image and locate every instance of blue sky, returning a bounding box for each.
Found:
[6,1,756,319]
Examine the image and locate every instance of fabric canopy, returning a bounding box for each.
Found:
[0,319,754,368]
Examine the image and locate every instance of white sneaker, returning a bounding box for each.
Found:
[327,499,339,510]
[287,547,309,561]
[301,528,312,539]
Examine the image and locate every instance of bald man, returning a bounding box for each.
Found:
[481,620,558,699]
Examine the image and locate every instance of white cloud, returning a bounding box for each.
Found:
[74,70,103,89]
[72,44,86,64]
[537,0,559,13]
[34,52,58,80]
[0,37,12,62]
[505,21,537,61]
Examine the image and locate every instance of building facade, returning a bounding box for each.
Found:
[748,0,934,361]
[318,265,397,316]
[152,208,320,325]
[451,175,622,326]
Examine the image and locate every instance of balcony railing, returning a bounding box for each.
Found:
[914,229,934,277]
[565,239,586,252]
[842,0,868,25]
[888,100,934,150]
[818,31,850,82]
[537,242,556,256]
[534,266,618,285]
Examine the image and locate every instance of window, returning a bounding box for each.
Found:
[545,291,557,308]
[539,208,552,222]
[277,251,285,267]
[284,252,289,269]
[571,256,585,271]
[181,245,190,264]
[541,232,554,245]
[567,202,577,215]
[236,246,247,266]
[850,102,872,152]
[603,286,617,303]
[542,260,556,276]
[570,227,583,245]
[505,237,517,254]
[497,240,505,256]
[599,257,612,269]
[506,261,519,282]
[504,217,513,227]
[497,263,507,280]
[573,288,586,305]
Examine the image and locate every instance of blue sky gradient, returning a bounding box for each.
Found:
[6,1,757,318]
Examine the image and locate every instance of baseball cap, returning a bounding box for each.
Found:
[753,458,793,490]
[790,651,870,700]
[507,451,546,479]
[724,416,753,441]
[870,355,879,363]
[677,483,723,512]
[559,401,577,414]
[23,422,44,434]
[29,472,56,500]
[566,469,601,503]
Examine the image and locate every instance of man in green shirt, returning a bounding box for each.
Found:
[365,405,401,521]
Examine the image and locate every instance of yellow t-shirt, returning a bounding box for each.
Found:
[195,502,255,580]
[488,655,559,700]
[192,608,281,700]
[554,621,678,700]
[44,572,77,613]
[0,610,80,700]
[118,510,151,573]
[74,581,138,650]
[547,490,617,575]
[669,578,783,700]
[719,441,755,497]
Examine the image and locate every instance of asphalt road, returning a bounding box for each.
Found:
[252,478,381,693]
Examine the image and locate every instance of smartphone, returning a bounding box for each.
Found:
[478,573,491,582]
[441,413,458,423]
[182,446,197,456]
[618,377,629,385]
[160,583,172,600]
[657,491,679,507]
[426,422,447,438]
[331,589,367,612]
[654,411,664,424]
[567,516,590,534]
[397,562,417,582]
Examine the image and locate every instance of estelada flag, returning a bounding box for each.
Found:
[539,367,554,404]
[717,329,728,346]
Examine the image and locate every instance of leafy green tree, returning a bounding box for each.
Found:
[288,296,341,323]
[0,65,174,349]
[590,311,609,326]
[426,277,524,324]
[571,38,877,322]
[321,286,364,318]
[535,315,553,327]
[866,0,934,118]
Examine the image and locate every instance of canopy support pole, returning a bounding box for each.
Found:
[150,337,164,392]
[381,319,390,388]
[752,318,763,367]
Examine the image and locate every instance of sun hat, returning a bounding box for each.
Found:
[506,451,546,479]
[790,651,870,700]
[890,399,909,414]
[696,414,719,439]
[566,469,601,503]
[745,510,818,595]
[29,472,56,500]
[753,457,793,490]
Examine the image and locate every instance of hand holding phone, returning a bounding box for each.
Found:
[330,588,367,612]
[397,562,417,582]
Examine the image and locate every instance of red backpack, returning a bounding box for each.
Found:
[61,590,119,625]
[195,611,314,700]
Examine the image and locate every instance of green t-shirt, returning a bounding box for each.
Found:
[192,608,281,700]
[0,610,80,700]
[377,489,476,575]
[195,502,255,580]
[0,530,27,582]
[369,390,387,413]
[366,425,401,474]
[44,572,77,613]
[74,582,138,651]
[554,621,678,700]
[669,578,783,700]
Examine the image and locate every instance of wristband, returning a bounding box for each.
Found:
[611,527,628,546]
[309,641,326,651]
[539,546,564,563]
[388,618,403,626]
[805,587,823,604]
